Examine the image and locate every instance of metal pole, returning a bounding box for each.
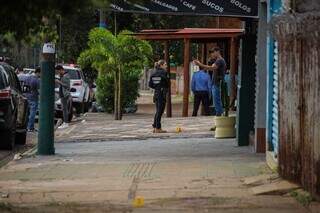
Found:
[38,43,55,155]
[164,41,172,117]
[99,9,107,28]
[59,15,62,63]
[114,12,117,35]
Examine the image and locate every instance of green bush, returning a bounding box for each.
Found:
[96,68,141,113]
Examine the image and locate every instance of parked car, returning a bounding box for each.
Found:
[55,65,91,114]
[0,62,28,150]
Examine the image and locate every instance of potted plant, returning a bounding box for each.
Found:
[214,81,236,139]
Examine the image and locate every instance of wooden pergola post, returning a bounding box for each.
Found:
[200,43,208,116]
[183,38,190,117]
[230,37,237,108]
[164,41,172,117]
[201,43,207,64]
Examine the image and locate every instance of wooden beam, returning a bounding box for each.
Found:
[202,43,207,64]
[200,43,207,116]
[230,37,237,109]
[183,38,190,117]
[164,41,172,117]
[135,33,243,41]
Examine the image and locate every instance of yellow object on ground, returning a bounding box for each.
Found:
[133,196,145,208]
[176,127,182,133]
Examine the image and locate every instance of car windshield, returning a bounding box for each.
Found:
[65,69,81,80]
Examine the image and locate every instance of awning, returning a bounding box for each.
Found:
[109,0,258,18]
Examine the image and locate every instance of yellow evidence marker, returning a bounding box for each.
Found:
[133,196,145,208]
[176,126,182,133]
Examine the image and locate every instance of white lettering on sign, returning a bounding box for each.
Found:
[110,4,124,11]
[42,43,55,54]
[133,3,150,11]
[180,0,196,11]
[124,0,150,11]
[151,0,178,11]
[230,0,251,13]
[202,0,224,13]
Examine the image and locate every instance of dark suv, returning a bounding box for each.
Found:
[0,63,29,150]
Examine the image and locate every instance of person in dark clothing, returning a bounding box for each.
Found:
[149,60,169,133]
[55,65,71,129]
[191,69,212,116]
[194,47,226,116]
[24,67,41,132]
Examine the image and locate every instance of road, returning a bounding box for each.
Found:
[0,115,311,212]
[0,133,35,168]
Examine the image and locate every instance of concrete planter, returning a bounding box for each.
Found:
[214,116,236,139]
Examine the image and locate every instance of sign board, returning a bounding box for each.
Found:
[110,0,258,18]
[42,43,55,54]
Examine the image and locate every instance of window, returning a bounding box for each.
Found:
[65,69,81,80]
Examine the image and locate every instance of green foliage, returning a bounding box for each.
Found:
[107,12,211,65]
[0,1,99,40]
[59,9,96,63]
[290,190,313,206]
[78,28,152,114]
[96,68,141,113]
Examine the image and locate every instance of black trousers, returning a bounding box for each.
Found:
[192,91,210,116]
[153,96,166,129]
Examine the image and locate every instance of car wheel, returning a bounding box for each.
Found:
[15,131,27,145]
[76,102,85,115]
[0,122,16,150]
[84,102,89,113]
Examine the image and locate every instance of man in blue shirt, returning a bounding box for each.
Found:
[24,67,40,132]
[191,69,212,116]
[194,47,226,116]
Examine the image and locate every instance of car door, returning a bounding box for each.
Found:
[8,67,28,128]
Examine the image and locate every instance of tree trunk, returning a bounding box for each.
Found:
[117,67,122,120]
[114,71,119,120]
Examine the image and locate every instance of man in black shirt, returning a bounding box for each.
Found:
[194,47,226,116]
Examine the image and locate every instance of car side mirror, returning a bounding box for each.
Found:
[70,88,76,92]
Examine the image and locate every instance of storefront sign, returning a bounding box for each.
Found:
[110,0,258,18]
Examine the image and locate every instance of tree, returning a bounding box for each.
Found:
[0,1,105,40]
[78,28,152,120]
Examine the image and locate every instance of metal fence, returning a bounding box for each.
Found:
[272,12,320,198]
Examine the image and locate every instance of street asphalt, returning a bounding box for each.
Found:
[0,135,310,212]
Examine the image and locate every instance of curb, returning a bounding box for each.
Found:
[21,145,37,157]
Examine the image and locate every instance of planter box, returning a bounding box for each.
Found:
[214,116,236,139]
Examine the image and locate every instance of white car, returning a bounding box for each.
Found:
[56,65,91,114]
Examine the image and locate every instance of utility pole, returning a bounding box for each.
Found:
[37,18,56,155]
[114,12,117,35]
[99,9,106,28]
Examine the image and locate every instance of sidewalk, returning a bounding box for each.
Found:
[0,115,311,212]
[55,113,215,143]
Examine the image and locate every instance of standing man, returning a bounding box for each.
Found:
[24,67,41,132]
[194,47,226,116]
[191,69,212,116]
[17,67,28,88]
[149,60,169,133]
[55,65,71,129]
